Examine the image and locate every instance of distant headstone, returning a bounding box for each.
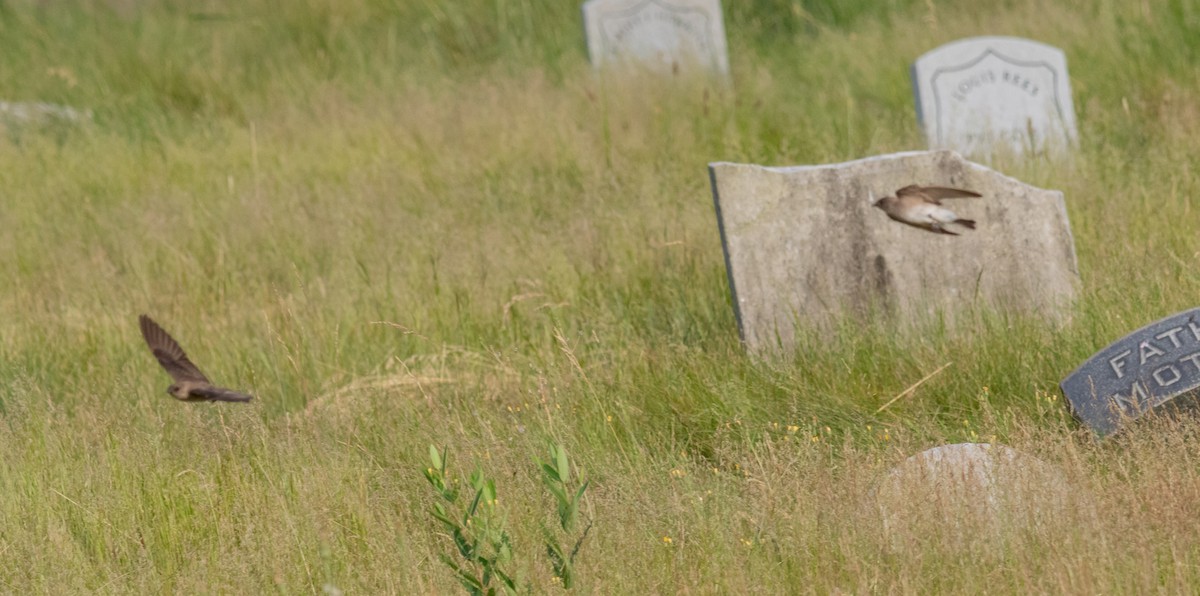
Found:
[911,36,1078,156]
[0,101,91,125]
[875,443,1071,550]
[708,150,1079,355]
[1061,308,1200,436]
[582,0,729,75]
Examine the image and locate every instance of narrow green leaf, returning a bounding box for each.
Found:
[546,482,568,505]
[564,496,580,532]
[453,528,477,559]
[431,507,457,529]
[467,487,484,519]
[546,539,565,561]
[483,479,496,504]
[455,570,484,591]
[541,463,561,484]
[493,568,517,592]
[555,445,570,483]
[570,520,593,561]
[429,444,443,471]
[438,553,463,574]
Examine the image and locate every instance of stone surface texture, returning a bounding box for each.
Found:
[582,0,729,75]
[875,443,1072,551]
[709,150,1079,354]
[1061,307,1200,436]
[911,36,1078,156]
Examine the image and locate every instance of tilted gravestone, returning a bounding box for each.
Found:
[708,149,1079,354]
[1061,308,1200,436]
[911,36,1078,157]
[582,0,729,75]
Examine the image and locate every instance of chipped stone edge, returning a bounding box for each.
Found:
[707,150,1083,347]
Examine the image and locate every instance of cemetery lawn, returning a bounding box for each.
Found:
[1,0,1199,592]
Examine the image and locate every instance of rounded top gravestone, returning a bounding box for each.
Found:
[911,36,1078,158]
[874,443,1072,552]
[582,0,730,75]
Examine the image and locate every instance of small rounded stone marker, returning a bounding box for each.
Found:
[874,443,1072,552]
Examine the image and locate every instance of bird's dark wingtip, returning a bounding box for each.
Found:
[138,314,157,334]
[957,219,977,229]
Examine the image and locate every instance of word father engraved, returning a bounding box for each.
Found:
[1106,319,1200,415]
[1061,308,1200,435]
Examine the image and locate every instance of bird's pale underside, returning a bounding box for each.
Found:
[872,184,981,235]
[139,314,253,403]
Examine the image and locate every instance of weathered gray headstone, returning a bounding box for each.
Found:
[1061,308,1200,436]
[875,443,1071,550]
[911,36,1078,156]
[709,149,1079,354]
[0,101,91,125]
[582,0,729,75]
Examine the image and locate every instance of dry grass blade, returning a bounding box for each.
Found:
[875,362,953,414]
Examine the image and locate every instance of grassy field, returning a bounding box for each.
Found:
[0,0,1198,592]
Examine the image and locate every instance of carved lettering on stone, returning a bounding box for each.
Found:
[912,37,1078,157]
[582,0,729,75]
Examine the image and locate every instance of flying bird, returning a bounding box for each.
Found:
[139,314,253,403]
[873,184,981,235]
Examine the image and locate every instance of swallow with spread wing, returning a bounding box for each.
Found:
[873,184,981,235]
[139,314,253,403]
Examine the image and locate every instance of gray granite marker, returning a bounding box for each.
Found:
[709,149,1079,355]
[912,36,1077,157]
[582,0,729,75]
[1061,308,1200,436]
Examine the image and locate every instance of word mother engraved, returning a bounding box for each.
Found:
[1061,307,1200,435]
[582,0,730,75]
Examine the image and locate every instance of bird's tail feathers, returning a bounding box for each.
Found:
[193,386,254,402]
[955,218,977,230]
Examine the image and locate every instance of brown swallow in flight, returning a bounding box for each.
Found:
[139,314,253,403]
[873,184,981,235]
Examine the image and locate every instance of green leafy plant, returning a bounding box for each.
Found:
[539,444,591,589]
[424,445,517,596]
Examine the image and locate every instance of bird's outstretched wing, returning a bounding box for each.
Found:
[139,315,211,384]
[900,185,982,201]
[190,385,253,402]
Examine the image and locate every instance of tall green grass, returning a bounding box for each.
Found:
[0,0,1198,592]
